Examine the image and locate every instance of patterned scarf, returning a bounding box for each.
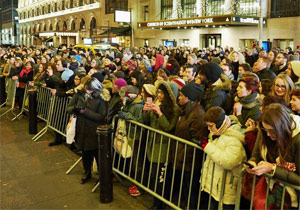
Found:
[211,115,231,136]
[19,68,32,77]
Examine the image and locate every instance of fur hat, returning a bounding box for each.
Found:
[143,84,156,97]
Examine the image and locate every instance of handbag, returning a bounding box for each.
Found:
[113,119,132,158]
[66,115,76,144]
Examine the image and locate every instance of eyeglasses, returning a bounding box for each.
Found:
[276,56,284,59]
[275,84,286,90]
[261,127,276,135]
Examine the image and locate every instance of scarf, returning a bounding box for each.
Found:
[235,92,260,109]
[211,115,231,136]
[19,68,32,77]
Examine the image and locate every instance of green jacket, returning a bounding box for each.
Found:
[142,81,180,163]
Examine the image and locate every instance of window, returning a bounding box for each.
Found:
[42,6,44,14]
[32,9,35,17]
[80,19,86,30]
[235,0,259,16]
[71,21,76,30]
[90,0,95,3]
[49,23,53,31]
[90,17,96,35]
[205,0,225,16]
[62,0,65,10]
[182,0,196,18]
[54,3,58,12]
[105,0,128,14]
[70,0,74,8]
[37,8,39,16]
[161,0,172,19]
[143,5,149,21]
[48,4,51,13]
[63,21,67,31]
[79,0,84,6]
[271,0,300,17]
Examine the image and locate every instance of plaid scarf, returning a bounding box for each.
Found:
[211,115,231,136]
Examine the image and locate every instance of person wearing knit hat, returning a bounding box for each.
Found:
[175,83,208,204]
[287,60,300,88]
[199,62,223,84]
[172,78,185,90]
[200,62,232,114]
[117,85,144,121]
[180,83,204,102]
[126,58,137,72]
[72,55,82,64]
[61,68,74,81]
[91,72,105,83]
[114,78,127,90]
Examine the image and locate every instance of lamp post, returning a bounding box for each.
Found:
[259,0,263,48]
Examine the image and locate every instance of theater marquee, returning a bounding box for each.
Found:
[137,15,265,29]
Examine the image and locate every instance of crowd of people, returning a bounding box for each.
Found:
[0,43,300,209]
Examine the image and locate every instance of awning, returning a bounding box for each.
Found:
[100,27,131,36]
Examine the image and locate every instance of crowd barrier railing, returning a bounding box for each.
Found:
[111,116,237,210]
[12,83,29,121]
[0,79,17,118]
[234,169,300,210]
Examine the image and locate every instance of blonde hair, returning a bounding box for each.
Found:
[271,73,295,104]
[228,51,245,64]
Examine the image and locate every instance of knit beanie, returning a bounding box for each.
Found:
[126,60,137,72]
[114,78,128,89]
[181,83,204,102]
[291,61,300,77]
[168,82,178,98]
[173,78,186,88]
[143,84,156,97]
[61,69,74,81]
[114,70,125,79]
[72,55,82,64]
[200,62,223,83]
[92,72,105,83]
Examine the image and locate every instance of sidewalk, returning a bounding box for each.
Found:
[0,109,152,209]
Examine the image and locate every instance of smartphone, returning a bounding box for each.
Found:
[146,97,153,104]
[242,161,254,169]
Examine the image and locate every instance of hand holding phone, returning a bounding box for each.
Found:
[146,97,153,105]
[243,161,254,169]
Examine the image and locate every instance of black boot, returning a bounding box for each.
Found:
[81,171,91,184]
[48,140,62,147]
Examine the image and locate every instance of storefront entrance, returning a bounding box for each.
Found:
[200,34,221,49]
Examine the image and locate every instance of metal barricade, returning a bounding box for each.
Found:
[32,94,72,142]
[12,83,29,121]
[0,79,17,118]
[111,117,239,210]
[36,86,52,121]
[235,169,300,210]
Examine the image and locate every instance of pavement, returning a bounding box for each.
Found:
[0,107,152,209]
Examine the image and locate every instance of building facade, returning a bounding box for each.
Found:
[17,0,132,47]
[1,0,19,45]
[132,0,300,50]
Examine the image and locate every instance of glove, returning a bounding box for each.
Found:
[73,105,85,114]
[193,137,208,150]
[118,111,127,119]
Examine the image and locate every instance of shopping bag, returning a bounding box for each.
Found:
[66,115,76,144]
[113,119,132,158]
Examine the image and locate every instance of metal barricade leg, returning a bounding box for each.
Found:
[12,83,29,121]
[0,80,17,119]
[65,157,82,174]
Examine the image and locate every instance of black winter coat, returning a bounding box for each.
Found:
[67,90,108,150]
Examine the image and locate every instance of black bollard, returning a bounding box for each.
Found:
[0,76,6,104]
[97,124,113,203]
[28,89,38,134]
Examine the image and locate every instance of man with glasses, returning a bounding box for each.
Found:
[271,52,289,75]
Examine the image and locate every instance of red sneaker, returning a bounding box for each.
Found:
[128,185,136,191]
[129,186,141,197]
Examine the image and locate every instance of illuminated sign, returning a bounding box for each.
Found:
[138,15,265,29]
[115,10,131,23]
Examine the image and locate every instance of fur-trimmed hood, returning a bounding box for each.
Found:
[211,74,231,92]
[100,88,111,102]
[155,80,177,107]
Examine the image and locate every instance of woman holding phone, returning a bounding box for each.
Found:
[245,104,300,209]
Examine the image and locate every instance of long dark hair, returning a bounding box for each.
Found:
[260,103,295,163]
[158,83,174,121]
